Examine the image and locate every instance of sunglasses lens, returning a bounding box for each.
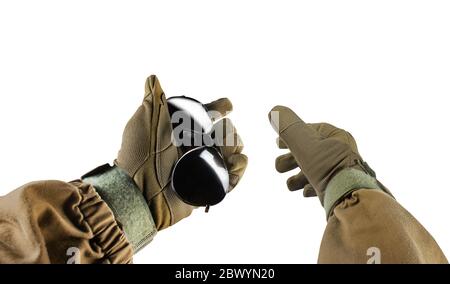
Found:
[172,147,229,207]
[167,96,213,134]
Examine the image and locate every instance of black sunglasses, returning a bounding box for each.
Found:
[167,96,230,211]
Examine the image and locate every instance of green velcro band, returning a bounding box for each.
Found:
[324,168,382,220]
[82,164,156,253]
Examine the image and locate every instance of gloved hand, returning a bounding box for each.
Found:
[116,75,248,231]
[268,106,391,218]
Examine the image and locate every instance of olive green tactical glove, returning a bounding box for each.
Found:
[116,75,247,231]
[268,106,392,219]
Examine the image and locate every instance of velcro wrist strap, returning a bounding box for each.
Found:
[82,164,157,253]
[324,168,382,220]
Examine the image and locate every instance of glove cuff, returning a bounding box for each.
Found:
[82,164,157,253]
[324,168,383,220]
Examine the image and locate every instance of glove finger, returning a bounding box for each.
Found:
[213,118,244,155]
[276,137,288,149]
[275,152,298,173]
[287,171,309,191]
[144,75,165,101]
[268,106,321,158]
[226,153,248,191]
[303,184,317,197]
[142,76,172,147]
[205,98,233,122]
[211,118,247,191]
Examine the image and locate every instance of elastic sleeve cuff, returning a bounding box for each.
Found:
[73,181,134,263]
[324,168,382,220]
[82,164,157,253]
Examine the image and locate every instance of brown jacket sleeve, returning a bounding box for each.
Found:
[0,180,133,264]
[318,189,448,264]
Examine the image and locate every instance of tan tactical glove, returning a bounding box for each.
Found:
[116,75,247,231]
[268,106,392,219]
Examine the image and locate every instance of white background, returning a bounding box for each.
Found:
[0,1,449,264]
